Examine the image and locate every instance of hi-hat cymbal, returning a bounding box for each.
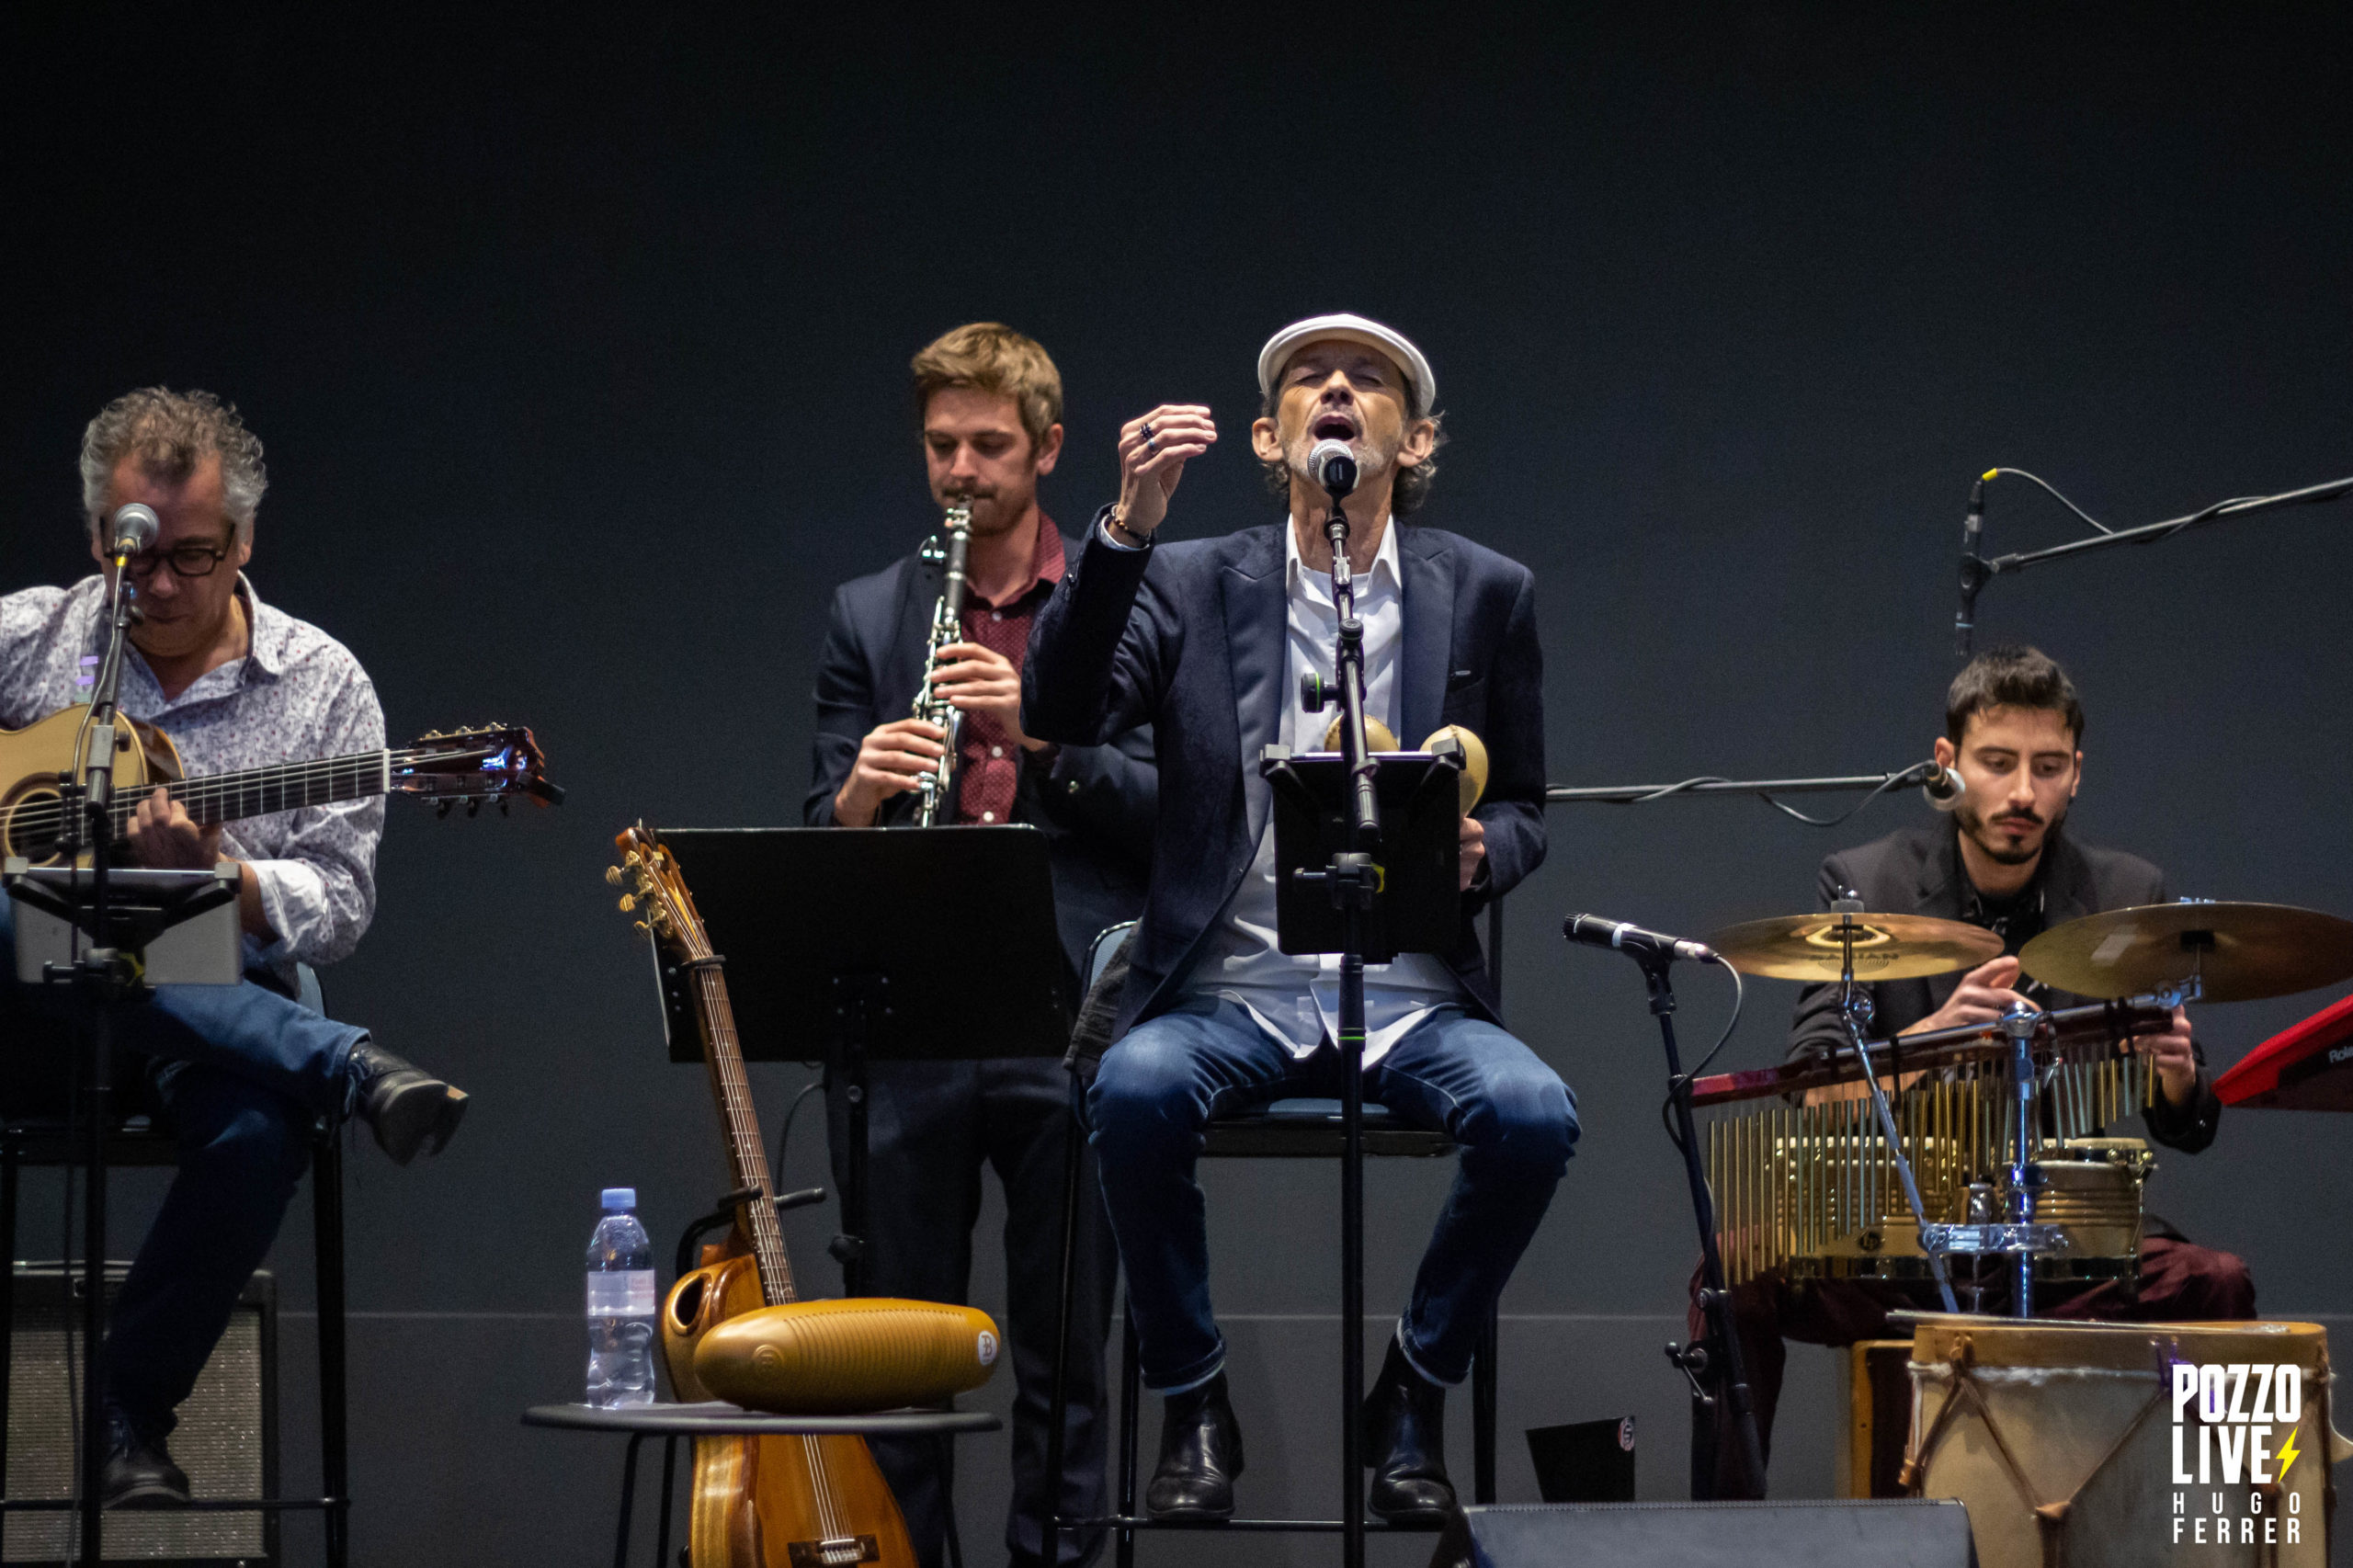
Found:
[1706,912,2005,983]
[2019,902,2353,1003]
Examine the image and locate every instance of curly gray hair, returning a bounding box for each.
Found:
[79,387,267,539]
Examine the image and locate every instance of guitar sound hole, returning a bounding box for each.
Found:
[670,1275,704,1326]
[2,789,66,863]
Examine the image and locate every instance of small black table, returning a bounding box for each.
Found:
[522,1402,1002,1568]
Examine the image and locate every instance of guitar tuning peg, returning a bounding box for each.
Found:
[604,867,623,886]
[498,798,511,816]
[633,920,651,937]
[466,798,482,818]
[618,894,636,913]
[436,800,454,819]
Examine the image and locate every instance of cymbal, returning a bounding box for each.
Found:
[1706,912,2005,982]
[2019,902,2353,1003]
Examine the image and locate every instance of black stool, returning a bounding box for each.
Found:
[0,963,351,1567]
[522,1401,1004,1568]
[1045,923,1504,1566]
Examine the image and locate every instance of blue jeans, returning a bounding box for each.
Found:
[1087,996,1578,1392]
[0,895,368,1431]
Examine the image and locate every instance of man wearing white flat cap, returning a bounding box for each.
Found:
[1024,313,1575,1522]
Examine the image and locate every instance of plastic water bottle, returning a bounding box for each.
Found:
[585,1187,657,1408]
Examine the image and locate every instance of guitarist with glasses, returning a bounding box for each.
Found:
[0,387,468,1509]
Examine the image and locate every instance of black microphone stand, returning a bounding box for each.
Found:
[52,558,142,1566]
[1315,481,1379,1568]
[1625,946,1769,1501]
[1546,761,1944,808]
[1955,472,2353,655]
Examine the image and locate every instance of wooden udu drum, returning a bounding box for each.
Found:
[1903,1314,2348,1567]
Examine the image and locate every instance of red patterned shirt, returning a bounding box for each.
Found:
[952,517,1064,825]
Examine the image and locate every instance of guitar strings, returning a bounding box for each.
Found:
[4,745,517,840]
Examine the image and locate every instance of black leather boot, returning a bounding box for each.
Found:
[101,1405,190,1509]
[348,1040,469,1165]
[1361,1336,1455,1524]
[1145,1371,1244,1519]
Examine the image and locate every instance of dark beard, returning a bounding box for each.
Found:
[1957,797,2067,867]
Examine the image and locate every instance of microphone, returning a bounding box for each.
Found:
[1954,474,1986,656]
[1921,762,1966,812]
[108,503,159,559]
[1563,914,1718,966]
[1308,438,1358,499]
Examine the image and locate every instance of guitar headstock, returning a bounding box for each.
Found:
[392,724,565,812]
[607,823,712,962]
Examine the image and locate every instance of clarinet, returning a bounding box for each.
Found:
[909,500,973,826]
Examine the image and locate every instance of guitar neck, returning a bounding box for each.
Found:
[682,961,800,1306]
[113,749,392,831]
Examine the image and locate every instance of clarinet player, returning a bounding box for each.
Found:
[804,323,1155,1568]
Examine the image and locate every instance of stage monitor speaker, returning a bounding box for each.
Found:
[4,1263,278,1565]
[1432,1499,1977,1568]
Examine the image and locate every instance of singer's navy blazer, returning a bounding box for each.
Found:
[804,529,1157,982]
[1022,513,1547,1040]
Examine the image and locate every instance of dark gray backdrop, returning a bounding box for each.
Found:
[6,9,2349,1565]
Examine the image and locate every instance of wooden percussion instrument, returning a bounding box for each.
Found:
[1902,1313,2350,1567]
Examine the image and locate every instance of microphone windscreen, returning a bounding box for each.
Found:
[108,503,160,553]
[1308,438,1357,493]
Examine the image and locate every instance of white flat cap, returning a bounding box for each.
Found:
[1256,312,1436,412]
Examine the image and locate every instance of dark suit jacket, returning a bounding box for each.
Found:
[1787,822,2221,1153]
[803,531,1157,982]
[1022,514,1545,1040]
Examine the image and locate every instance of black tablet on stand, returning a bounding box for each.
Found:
[651,825,1069,1295]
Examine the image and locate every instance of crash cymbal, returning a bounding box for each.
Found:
[2019,902,2353,1003]
[1706,912,2005,983]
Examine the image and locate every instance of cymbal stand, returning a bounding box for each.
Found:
[1829,899,1961,1314]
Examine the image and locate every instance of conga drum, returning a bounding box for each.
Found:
[1903,1314,2348,1567]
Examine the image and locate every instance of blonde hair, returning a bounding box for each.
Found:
[912,323,1063,450]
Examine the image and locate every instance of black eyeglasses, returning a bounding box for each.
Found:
[124,542,232,580]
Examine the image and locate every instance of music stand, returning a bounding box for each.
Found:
[1260,743,1461,1566]
[649,826,1071,1295]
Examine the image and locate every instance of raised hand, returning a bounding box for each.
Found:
[1113,404,1217,537]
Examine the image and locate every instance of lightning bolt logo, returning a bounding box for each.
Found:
[2277,1426,2302,1482]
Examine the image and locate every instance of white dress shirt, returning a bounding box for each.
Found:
[1178,519,1461,1064]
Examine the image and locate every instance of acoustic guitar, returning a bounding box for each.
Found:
[0,705,562,863]
[608,824,915,1568]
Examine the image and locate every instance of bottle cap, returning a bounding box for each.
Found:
[600,1187,636,1211]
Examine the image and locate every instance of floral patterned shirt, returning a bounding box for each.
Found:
[1,574,384,977]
